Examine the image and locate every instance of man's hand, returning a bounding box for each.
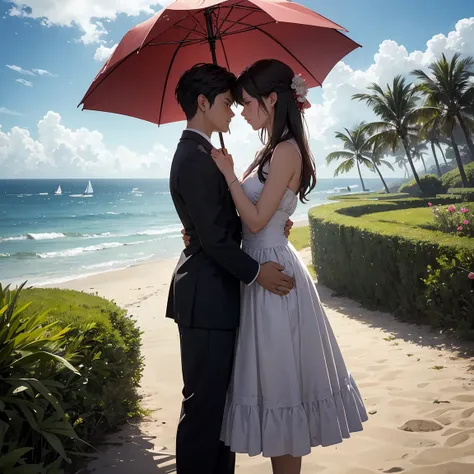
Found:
[181,229,190,248]
[257,262,295,296]
[284,219,293,238]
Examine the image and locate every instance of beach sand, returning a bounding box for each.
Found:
[54,252,474,474]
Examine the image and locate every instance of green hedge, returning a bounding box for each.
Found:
[0,284,144,472]
[309,197,474,338]
[441,162,474,188]
[447,187,474,202]
[327,192,410,201]
[398,174,446,197]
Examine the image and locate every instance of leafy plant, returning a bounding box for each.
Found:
[431,202,473,237]
[0,282,83,471]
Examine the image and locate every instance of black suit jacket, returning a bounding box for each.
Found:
[166,130,259,329]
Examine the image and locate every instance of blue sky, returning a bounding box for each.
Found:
[0,0,473,178]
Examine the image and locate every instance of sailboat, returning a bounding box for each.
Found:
[83,180,93,197]
[54,185,62,195]
[70,180,94,198]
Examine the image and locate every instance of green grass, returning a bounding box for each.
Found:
[364,207,435,228]
[289,225,310,250]
[327,192,409,201]
[19,287,121,331]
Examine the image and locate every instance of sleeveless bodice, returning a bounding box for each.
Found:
[240,141,299,249]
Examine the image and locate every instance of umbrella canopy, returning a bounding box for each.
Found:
[79,0,360,125]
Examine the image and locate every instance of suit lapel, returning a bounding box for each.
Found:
[181,130,214,153]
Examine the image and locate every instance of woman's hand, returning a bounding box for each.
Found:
[211,147,235,181]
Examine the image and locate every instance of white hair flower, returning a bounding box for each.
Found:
[291,74,308,104]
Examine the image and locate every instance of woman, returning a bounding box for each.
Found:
[211,59,368,474]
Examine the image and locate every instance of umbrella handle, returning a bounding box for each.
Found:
[218,132,225,149]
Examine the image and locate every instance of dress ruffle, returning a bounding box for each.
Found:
[221,374,367,458]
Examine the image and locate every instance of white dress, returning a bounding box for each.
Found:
[220,140,368,458]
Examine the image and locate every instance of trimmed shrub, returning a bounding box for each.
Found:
[399,174,446,197]
[1,284,144,471]
[441,162,474,188]
[309,197,474,339]
[327,192,410,201]
[447,187,474,202]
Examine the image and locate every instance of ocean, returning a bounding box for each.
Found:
[0,177,399,286]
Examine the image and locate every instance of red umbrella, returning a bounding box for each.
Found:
[79,0,359,129]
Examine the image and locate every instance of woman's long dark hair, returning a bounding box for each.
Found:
[234,59,316,202]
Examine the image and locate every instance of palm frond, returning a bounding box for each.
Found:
[326,150,355,164]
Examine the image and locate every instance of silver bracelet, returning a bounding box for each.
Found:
[228,177,238,190]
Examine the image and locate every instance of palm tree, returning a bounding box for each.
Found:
[352,76,430,192]
[368,142,395,193]
[412,54,474,186]
[326,124,373,192]
[412,141,429,174]
[419,116,443,176]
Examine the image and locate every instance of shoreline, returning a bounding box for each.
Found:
[14,217,310,289]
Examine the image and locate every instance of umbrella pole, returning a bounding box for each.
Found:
[205,8,226,150]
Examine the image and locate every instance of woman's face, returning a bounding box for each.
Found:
[240,89,274,131]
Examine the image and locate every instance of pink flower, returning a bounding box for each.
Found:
[457,226,463,231]
[448,205,456,213]
[469,272,474,280]
[464,219,469,225]
[460,208,469,214]
[428,202,433,207]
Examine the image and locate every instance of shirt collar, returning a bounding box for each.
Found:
[185,128,213,146]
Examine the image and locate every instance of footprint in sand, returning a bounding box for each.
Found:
[459,419,474,428]
[462,407,474,419]
[417,382,430,388]
[452,394,474,402]
[445,431,471,447]
[399,419,444,432]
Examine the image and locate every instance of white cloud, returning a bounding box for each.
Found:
[8,1,168,44]
[6,64,35,75]
[0,111,172,178]
[94,43,118,62]
[7,64,56,77]
[32,68,56,76]
[0,107,22,116]
[16,78,33,87]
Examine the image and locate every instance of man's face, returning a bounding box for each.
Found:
[204,90,235,133]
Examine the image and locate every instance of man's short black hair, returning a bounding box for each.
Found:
[175,63,236,120]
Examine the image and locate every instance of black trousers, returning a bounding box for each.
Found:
[176,326,237,474]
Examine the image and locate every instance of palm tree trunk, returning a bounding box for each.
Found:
[430,141,442,177]
[437,142,448,165]
[457,113,474,161]
[373,162,390,193]
[450,132,469,187]
[356,159,367,192]
[420,155,427,174]
[402,137,423,190]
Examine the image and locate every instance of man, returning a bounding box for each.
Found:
[166,63,294,474]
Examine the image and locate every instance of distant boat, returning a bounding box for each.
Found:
[54,185,62,195]
[131,187,143,196]
[84,180,93,196]
[70,180,94,198]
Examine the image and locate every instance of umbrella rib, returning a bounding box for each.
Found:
[157,30,194,125]
[219,9,260,37]
[171,23,207,38]
[148,38,206,46]
[186,10,209,37]
[242,22,322,86]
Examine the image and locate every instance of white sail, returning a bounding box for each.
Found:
[54,185,62,195]
[84,180,93,195]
